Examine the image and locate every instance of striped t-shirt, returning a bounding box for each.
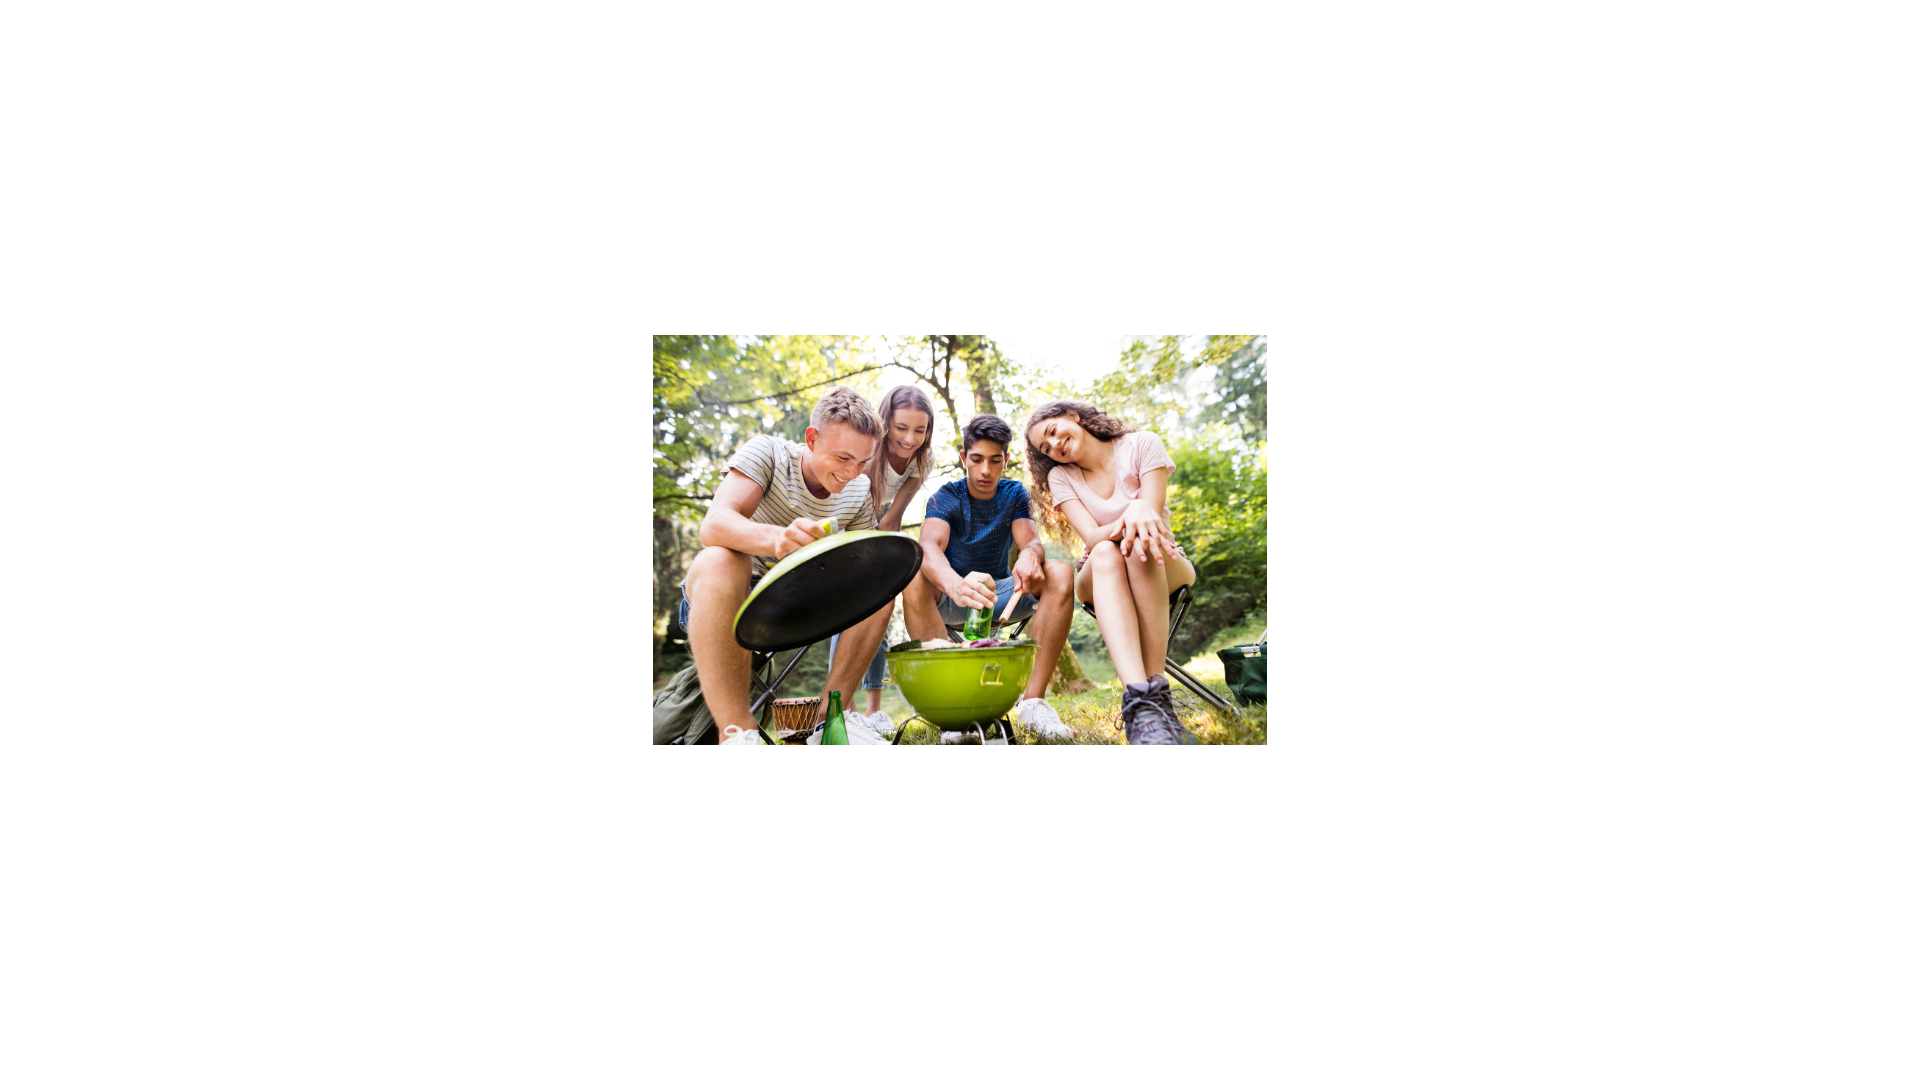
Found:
[726,434,878,576]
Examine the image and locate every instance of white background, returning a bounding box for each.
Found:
[5,3,1917,1077]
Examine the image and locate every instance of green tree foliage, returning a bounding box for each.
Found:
[1195,334,1266,441]
[653,335,883,516]
[1090,334,1265,443]
[1163,431,1267,662]
[652,332,1267,688]
[882,334,1017,461]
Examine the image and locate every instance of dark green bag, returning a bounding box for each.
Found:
[653,662,718,745]
[1214,642,1267,707]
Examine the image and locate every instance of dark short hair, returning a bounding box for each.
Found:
[960,414,1012,454]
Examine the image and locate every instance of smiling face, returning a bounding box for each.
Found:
[805,422,879,494]
[961,439,1007,499]
[1029,413,1091,464]
[887,408,932,464]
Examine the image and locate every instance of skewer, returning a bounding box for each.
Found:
[995,587,1023,640]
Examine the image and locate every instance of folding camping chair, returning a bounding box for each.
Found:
[1079,583,1241,718]
[659,584,831,743]
[748,644,823,742]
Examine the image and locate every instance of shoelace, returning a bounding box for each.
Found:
[1128,693,1189,744]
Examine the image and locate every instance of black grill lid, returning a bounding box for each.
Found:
[731,530,923,652]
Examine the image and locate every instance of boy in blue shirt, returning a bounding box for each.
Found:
[902,415,1077,741]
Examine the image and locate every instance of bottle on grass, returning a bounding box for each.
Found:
[821,690,849,745]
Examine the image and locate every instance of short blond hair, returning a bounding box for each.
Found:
[810,386,882,436]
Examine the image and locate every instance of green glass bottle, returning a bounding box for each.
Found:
[821,690,849,745]
[963,602,994,641]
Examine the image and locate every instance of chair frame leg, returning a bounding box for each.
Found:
[1166,659,1239,717]
[750,643,815,729]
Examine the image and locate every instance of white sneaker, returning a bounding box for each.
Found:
[806,716,889,745]
[719,725,764,746]
[1014,698,1074,742]
[844,710,893,743]
[863,711,896,737]
[941,730,979,745]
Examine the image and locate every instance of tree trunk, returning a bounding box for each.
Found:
[962,337,997,417]
[930,335,962,452]
[1048,643,1095,696]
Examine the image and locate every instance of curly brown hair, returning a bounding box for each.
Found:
[1021,399,1138,546]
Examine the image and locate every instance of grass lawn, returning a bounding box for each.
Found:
[885,653,1266,744]
[658,609,1268,746]
[884,609,1268,745]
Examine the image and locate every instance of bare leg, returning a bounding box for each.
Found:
[684,546,757,732]
[901,572,947,641]
[819,600,892,725]
[1083,541,1147,685]
[866,689,883,714]
[1124,550,1172,679]
[1021,559,1075,698]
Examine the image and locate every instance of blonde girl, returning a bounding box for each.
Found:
[827,385,936,730]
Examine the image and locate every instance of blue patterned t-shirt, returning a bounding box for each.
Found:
[924,478,1031,579]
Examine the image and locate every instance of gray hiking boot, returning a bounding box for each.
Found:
[1122,676,1198,745]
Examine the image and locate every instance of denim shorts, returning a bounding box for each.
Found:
[678,576,760,639]
[934,575,1040,630]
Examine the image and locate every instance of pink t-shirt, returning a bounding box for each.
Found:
[1047,430,1177,529]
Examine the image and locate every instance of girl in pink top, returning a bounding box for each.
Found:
[1024,399,1199,743]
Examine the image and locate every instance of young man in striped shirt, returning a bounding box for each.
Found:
[680,387,897,745]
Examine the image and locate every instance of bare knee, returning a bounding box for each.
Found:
[1043,559,1074,602]
[1122,546,1167,581]
[1088,540,1124,575]
[904,574,935,608]
[686,545,750,597]
[902,574,941,630]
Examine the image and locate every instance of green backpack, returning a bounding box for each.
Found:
[653,662,718,745]
[1214,637,1267,707]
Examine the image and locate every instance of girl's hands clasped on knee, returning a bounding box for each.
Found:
[1110,499,1175,564]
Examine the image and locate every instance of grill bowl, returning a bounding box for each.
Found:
[888,642,1037,729]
